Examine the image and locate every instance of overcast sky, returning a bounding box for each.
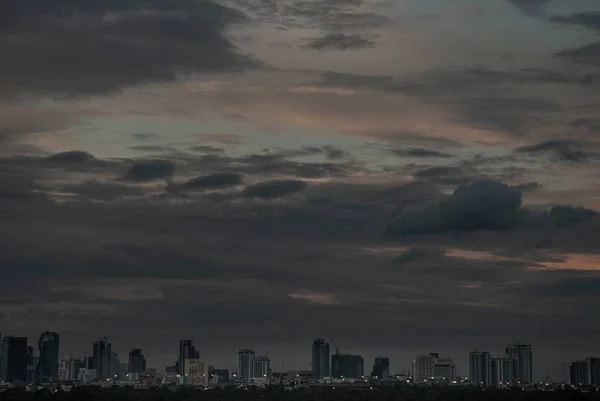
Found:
[2,0,600,380]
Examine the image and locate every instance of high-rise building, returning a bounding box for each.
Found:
[371,357,390,379]
[331,353,364,379]
[178,340,199,376]
[253,356,271,378]
[92,337,112,381]
[433,357,456,382]
[505,342,533,384]
[311,338,330,379]
[37,331,60,383]
[469,349,491,387]
[26,345,37,383]
[0,336,28,382]
[110,352,121,379]
[413,354,436,382]
[128,349,147,374]
[184,359,209,385]
[489,357,517,387]
[238,349,255,380]
[570,358,600,386]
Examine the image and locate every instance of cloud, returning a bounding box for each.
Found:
[46,150,96,164]
[120,159,174,182]
[298,33,378,51]
[58,180,146,201]
[392,148,456,158]
[516,140,587,161]
[171,173,244,191]
[0,0,257,96]
[386,180,525,235]
[390,248,444,264]
[507,0,552,15]
[241,179,308,198]
[132,133,161,141]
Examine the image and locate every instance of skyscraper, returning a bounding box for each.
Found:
[238,349,255,380]
[433,357,456,382]
[93,337,112,381]
[253,356,270,378]
[37,331,59,383]
[413,354,436,382]
[371,357,390,379]
[469,349,491,387]
[570,358,600,386]
[505,342,533,383]
[178,340,199,376]
[331,353,364,379]
[128,349,147,374]
[311,338,330,379]
[0,336,28,382]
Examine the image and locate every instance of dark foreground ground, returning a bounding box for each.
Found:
[2,387,600,401]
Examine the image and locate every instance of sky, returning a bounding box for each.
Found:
[1,0,600,381]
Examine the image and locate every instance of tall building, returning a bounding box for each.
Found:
[331,353,364,379]
[312,338,330,379]
[128,349,147,374]
[570,358,600,386]
[253,356,271,378]
[92,337,112,381]
[413,354,436,382]
[37,331,60,383]
[469,349,491,387]
[0,336,28,382]
[433,357,456,382]
[26,345,36,383]
[238,349,256,380]
[371,357,390,379]
[178,340,199,376]
[110,352,121,378]
[489,357,517,387]
[505,342,533,384]
[184,359,209,385]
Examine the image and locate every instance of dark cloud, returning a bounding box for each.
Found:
[511,182,542,192]
[507,0,552,16]
[390,248,444,264]
[298,33,377,51]
[58,180,146,202]
[392,148,455,158]
[189,145,226,154]
[386,180,525,235]
[557,42,600,66]
[516,140,587,161]
[46,150,96,164]
[171,172,244,191]
[550,12,600,33]
[523,277,600,298]
[120,159,175,182]
[241,179,308,198]
[0,0,257,96]
[542,205,598,227]
[132,133,161,141]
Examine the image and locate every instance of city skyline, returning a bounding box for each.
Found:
[2,0,600,387]
[1,332,591,384]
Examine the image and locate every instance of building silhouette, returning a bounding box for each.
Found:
[331,353,364,379]
[570,358,600,386]
[311,338,330,379]
[469,349,491,387]
[92,337,112,381]
[0,336,28,382]
[253,356,270,378]
[178,340,199,376]
[128,349,147,374]
[505,342,533,384]
[37,331,59,383]
[413,354,436,383]
[238,349,255,380]
[371,356,390,379]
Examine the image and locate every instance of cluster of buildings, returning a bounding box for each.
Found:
[2,332,599,390]
[468,343,533,387]
[0,332,59,384]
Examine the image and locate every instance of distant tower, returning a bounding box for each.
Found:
[178,340,199,376]
[0,336,28,383]
[37,331,60,383]
[505,342,533,383]
[311,338,330,379]
[128,349,147,374]
[92,337,112,381]
[371,357,390,379]
[238,349,256,380]
[469,349,491,387]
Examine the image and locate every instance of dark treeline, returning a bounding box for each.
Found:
[2,387,600,401]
